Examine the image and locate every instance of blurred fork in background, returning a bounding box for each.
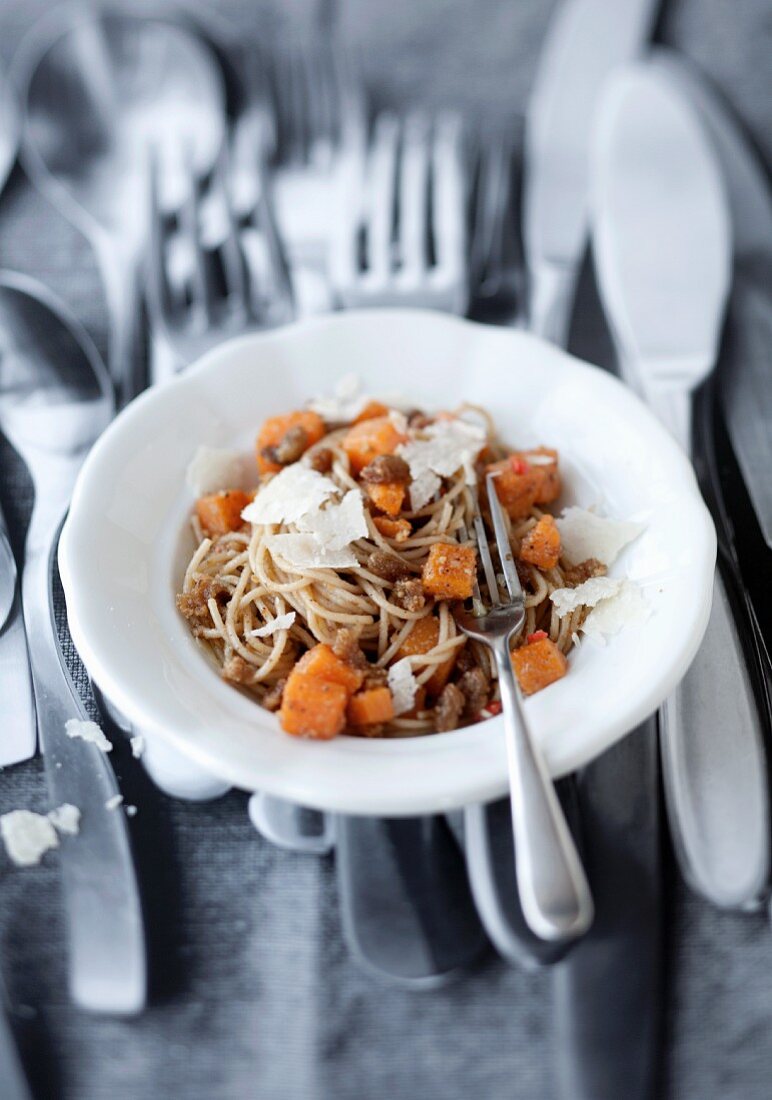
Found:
[330,109,467,312]
[250,40,368,314]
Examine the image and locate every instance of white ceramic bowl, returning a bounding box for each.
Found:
[60,310,715,815]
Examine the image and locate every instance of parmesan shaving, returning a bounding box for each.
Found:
[266,534,360,570]
[130,735,146,759]
[105,795,124,811]
[242,465,338,526]
[582,581,651,640]
[249,612,297,638]
[65,719,112,753]
[1,810,59,866]
[186,445,250,495]
[296,489,368,548]
[399,418,486,493]
[308,373,371,423]
[47,804,81,837]
[550,577,623,617]
[387,658,418,716]
[409,470,441,511]
[556,507,645,567]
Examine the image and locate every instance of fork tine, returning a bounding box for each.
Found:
[485,472,523,603]
[146,143,170,319]
[472,494,501,607]
[399,110,430,277]
[365,112,400,281]
[179,146,215,325]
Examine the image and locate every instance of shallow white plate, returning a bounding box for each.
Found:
[60,310,715,815]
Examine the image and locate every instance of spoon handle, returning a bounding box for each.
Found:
[93,231,143,407]
[21,507,145,1014]
[493,636,594,942]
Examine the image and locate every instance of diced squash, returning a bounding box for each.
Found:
[522,447,560,504]
[347,686,395,727]
[396,616,461,697]
[295,643,365,695]
[422,543,477,600]
[512,636,568,696]
[373,516,412,542]
[341,416,408,476]
[487,448,560,519]
[353,400,390,424]
[280,672,347,738]
[195,490,252,535]
[519,514,561,571]
[256,410,326,474]
[486,459,542,520]
[366,481,406,517]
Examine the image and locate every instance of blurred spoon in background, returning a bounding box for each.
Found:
[0,65,19,194]
[14,2,225,405]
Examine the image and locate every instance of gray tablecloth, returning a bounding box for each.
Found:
[1,2,771,1098]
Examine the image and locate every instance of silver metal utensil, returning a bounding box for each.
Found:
[452,478,593,942]
[592,62,770,909]
[330,109,467,312]
[523,0,659,343]
[0,498,35,768]
[16,2,225,405]
[0,65,19,195]
[649,51,772,552]
[0,270,145,1013]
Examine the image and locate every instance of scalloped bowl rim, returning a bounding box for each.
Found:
[59,309,716,815]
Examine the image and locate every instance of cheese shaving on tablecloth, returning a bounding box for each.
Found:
[47,804,81,837]
[65,719,112,753]
[1,810,59,866]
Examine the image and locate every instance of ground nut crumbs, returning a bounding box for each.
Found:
[458,667,490,718]
[366,550,413,582]
[261,678,286,711]
[222,654,260,686]
[332,628,368,670]
[359,454,412,485]
[562,558,607,587]
[434,683,465,732]
[391,578,426,612]
[308,447,334,474]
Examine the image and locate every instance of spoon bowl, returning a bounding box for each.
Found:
[16,3,226,401]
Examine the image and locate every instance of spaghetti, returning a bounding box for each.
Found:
[177,399,606,738]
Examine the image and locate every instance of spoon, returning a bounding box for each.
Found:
[15,2,225,406]
[0,270,145,1014]
[0,65,19,195]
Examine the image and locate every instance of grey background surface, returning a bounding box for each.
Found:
[0,1,771,1098]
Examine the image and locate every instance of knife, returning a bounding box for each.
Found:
[523,0,659,343]
[555,716,661,1100]
[464,0,660,967]
[0,498,36,766]
[591,62,770,908]
[647,51,772,550]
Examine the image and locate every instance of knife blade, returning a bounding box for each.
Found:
[648,51,772,549]
[523,0,659,343]
[591,61,770,908]
[0,499,36,766]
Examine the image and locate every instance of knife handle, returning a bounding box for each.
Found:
[659,561,770,908]
[21,509,146,1014]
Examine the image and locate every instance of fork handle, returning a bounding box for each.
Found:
[493,636,594,941]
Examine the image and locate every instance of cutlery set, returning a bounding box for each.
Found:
[0,2,770,1097]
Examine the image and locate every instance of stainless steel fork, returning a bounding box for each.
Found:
[452,474,593,942]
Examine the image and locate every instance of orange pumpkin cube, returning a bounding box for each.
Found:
[347,686,395,727]
[366,481,406,517]
[195,490,252,536]
[512,636,568,696]
[519,514,561,571]
[421,543,477,600]
[521,447,560,505]
[353,400,390,424]
[295,643,365,695]
[279,672,348,738]
[486,459,542,520]
[341,416,408,476]
[256,411,326,474]
[373,516,412,542]
[395,615,461,697]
